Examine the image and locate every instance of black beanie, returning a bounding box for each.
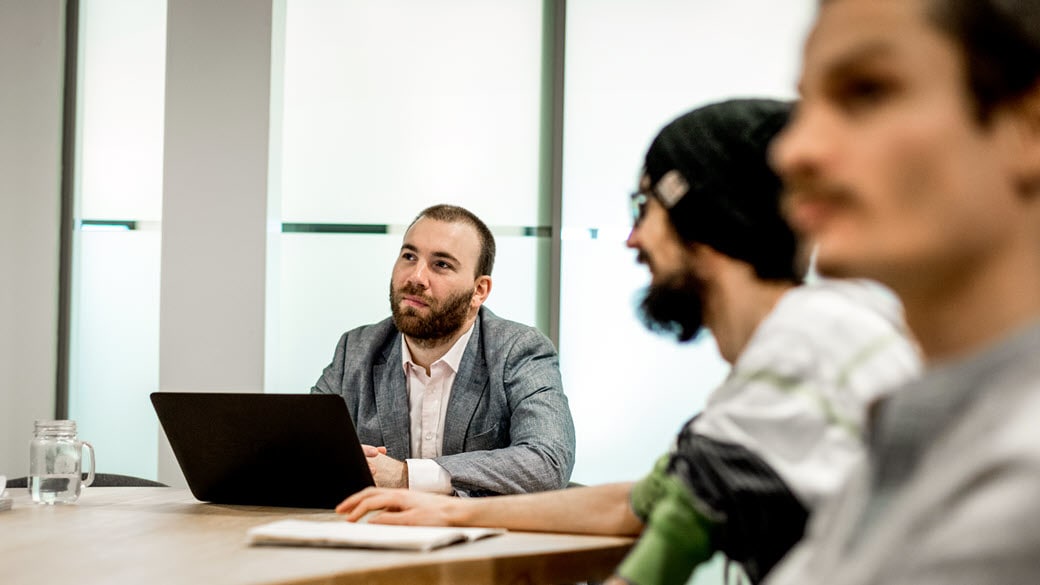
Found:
[643,98,800,282]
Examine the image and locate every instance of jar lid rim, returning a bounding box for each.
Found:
[33,419,77,429]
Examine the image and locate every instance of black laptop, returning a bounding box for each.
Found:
[150,392,374,509]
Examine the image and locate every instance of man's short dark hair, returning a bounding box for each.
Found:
[643,98,800,283]
[409,204,496,277]
[925,0,1040,122]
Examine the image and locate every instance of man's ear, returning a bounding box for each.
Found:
[685,242,721,280]
[472,275,492,307]
[1008,83,1040,195]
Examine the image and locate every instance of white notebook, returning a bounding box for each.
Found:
[246,519,505,552]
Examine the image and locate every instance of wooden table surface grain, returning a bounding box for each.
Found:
[0,487,633,585]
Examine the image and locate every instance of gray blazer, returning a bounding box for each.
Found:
[312,307,575,495]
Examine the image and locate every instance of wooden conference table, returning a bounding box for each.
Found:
[1,487,633,585]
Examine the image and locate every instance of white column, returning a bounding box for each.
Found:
[158,0,275,486]
[0,0,65,478]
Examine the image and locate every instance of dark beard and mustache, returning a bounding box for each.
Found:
[637,270,705,343]
[390,282,474,346]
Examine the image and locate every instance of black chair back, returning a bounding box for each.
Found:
[5,474,167,488]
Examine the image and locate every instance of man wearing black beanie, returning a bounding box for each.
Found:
[335,99,921,585]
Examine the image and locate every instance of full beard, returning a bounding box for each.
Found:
[637,270,705,343]
[390,282,474,347]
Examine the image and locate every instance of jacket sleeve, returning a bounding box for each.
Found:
[434,328,576,495]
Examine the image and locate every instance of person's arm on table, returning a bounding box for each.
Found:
[337,481,643,536]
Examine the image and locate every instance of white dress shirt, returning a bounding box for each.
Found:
[400,323,475,494]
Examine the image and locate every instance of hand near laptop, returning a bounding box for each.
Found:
[362,445,408,489]
[337,487,458,526]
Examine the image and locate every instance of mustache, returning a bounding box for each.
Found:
[395,282,432,302]
[780,175,857,213]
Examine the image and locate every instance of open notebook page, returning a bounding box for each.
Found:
[246,519,505,552]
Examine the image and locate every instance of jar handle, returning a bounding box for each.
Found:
[80,441,95,488]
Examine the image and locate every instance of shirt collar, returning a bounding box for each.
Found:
[400,321,477,375]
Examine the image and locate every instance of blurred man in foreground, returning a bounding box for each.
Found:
[764,0,1040,583]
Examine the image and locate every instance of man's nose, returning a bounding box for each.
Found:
[625,225,641,249]
[769,103,830,182]
[407,262,430,287]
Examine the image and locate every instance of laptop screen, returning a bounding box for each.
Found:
[151,392,374,509]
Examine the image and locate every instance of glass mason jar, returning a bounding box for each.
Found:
[29,420,95,504]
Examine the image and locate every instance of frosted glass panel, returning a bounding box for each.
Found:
[476,234,549,332]
[78,0,166,221]
[273,233,399,395]
[559,0,815,489]
[68,0,166,481]
[561,0,814,232]
[279,0,545,225]
[272,232,548,394]
[560,238,730,485]
[69,230,161,479]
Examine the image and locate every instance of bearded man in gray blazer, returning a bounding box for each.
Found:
[312,204,575,497]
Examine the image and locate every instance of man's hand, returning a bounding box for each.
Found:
[336,487,462,526]
[361,444,408,489]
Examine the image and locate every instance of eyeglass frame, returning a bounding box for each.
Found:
[629,191,651,227]
[629,170,690,227]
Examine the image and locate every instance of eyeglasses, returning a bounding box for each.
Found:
[630,191,650,227]
[631,170,690,227]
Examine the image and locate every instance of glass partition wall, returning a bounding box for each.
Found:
[561,0,814,486]
[271,0,551,395]
[68,2,815,543]
[68,0,167,481]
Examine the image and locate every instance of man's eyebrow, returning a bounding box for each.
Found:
[799,40,898,95]
[430,251,461,265]
[400,243,461,266]
[821,40,897,80]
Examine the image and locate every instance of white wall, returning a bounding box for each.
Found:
[157,0,275,486]
[0,0,65,478]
